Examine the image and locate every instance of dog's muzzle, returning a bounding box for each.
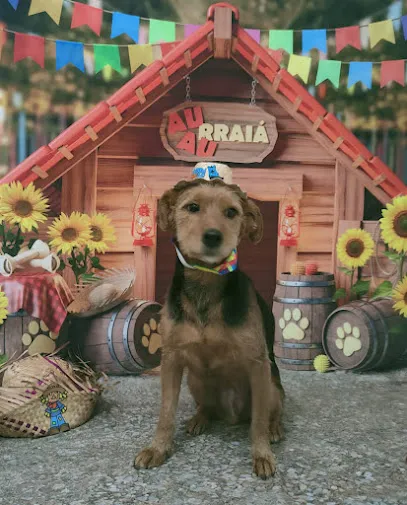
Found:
[202,228,223,249]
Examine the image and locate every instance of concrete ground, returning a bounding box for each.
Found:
[1,369,407,505]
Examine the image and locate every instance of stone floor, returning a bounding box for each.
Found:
[1,369,407,505]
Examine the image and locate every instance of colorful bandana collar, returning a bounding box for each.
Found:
[173,242,238,276]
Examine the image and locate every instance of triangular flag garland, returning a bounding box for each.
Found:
[128,44,154,73]
[14,33,45,68]
[348,62,373,89]
[369,20,395,49]
[315,60,341,88]
[94,44,121,74]
[287,55,312,84]
[56,40,85,72]
[402,16,407,40]
[335,26,361,53]
[302,29,327,54]
[269,30,293,54]
[380,60,405,87]
[148,20,176,44]
[71,2,104,36]
[111,12,140,43]
[8,0,20,10]
[28,0,64,25]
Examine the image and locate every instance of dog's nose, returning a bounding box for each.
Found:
[202,228,223,249]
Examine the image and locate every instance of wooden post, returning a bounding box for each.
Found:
[213,6,233,59]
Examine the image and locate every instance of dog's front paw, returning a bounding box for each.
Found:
[134,446,171,469]
[269,420,284,443]
[186,412,208,436]
[252,450,276,480]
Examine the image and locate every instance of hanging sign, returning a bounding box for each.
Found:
[160,102,278,164]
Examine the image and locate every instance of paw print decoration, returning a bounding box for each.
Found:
[335,322,362,357]
[22,319,59,356]
[141,319,162,355]
[279,308,310,341]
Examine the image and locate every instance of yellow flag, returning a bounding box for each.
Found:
[369,20,395,49]
[287,55,312,83]
[128,45,154,73]
[28,0,64,25]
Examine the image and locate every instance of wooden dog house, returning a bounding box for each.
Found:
[2,3,406,305]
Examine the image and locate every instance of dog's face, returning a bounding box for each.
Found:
[158,179,263,265]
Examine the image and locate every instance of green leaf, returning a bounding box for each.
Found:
[0,354,8,366]
[333,288,347,301]
[5,230,15,242]
[82,273,96,282]
[351,279,371,296]
[90,256,101,267]
[76,252,84,263]
[27,238,37,250]
[338,267,353,275]
[31,227,39,234]
[371,280,393,300]
[383,251,401,261]
[58,258,66,271]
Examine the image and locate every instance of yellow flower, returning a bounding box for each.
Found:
[336,228,374,269]
[380,195,407,253]
[0,288,9,325]
[48,212,91,255]
[392,276,407,318]
[0,182,49,232]
[87,213,116,253]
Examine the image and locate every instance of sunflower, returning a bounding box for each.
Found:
[392,276,407,318]
[336,228,374,269]
[87,213,116,253]
[0,288,9,325]
[48,212,91,255]
[380,195,407,253]
[0,182,49,232]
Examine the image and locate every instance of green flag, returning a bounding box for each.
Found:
[149,20,176,44]
[269,30,293,54]
[94,44,121,74]
[316,60,342,88]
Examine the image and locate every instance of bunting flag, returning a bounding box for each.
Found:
[401,15,407,40]
[335,26,361,53]
[269,30,293,54]
[287,55,311,83]
[111,12,140,43]
[28,0,63,25]
[184,24,201,38]
[268,49,283,65]
[380,60,405,87]
[315,60,341,88]
[160,42,180,58]
[388,1,402,31]
[71,2,103,36]
[14,33,45,68]
[0,27,6,61]
[245,29,261,43]
[128,44,154,72]
[149,20,176,44]
[302,29,327,54]
[94,44,121,74]
[56,40,85,72]
[348,62,372,89]
[8,0,19,9]
[368,20,395,49]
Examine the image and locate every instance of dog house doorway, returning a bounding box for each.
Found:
[155,200,279,306]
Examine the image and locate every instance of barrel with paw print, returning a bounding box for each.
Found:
[71,299,162,375]
[322,298,407,372]
[272,272,336,371]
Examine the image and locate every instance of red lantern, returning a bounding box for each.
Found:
[279,189,300,247]
[132,185,156,247]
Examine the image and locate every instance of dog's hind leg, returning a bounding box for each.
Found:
[186,372,216,436]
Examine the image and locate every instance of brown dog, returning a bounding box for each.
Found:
[134,178,284,479]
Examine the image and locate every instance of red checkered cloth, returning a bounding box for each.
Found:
[0,272,74,333]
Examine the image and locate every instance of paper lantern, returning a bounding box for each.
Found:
[279,192,300,247]
[131,186,155,247]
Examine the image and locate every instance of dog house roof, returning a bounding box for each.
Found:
[1,2,406,202]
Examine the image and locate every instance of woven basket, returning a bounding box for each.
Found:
[0,355,104,438]
[67,268,136,318]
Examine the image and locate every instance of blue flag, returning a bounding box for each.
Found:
[8,0,19,9]
[111,12,140,43]
[348,62,373,89]
[302,29,327,54]
[56,41,85,72]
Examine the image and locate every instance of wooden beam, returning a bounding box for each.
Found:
[213,6,233,59]
[231,54,391,205]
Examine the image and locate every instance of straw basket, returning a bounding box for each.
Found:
[67,268,136,318]
[0,355,103,438]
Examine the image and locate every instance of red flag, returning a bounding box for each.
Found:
[335,26,361,53]
[160,42,180,58]
[0,22,6,60]
[380,60,405,87]
[71,2,103,36]
[14,33,45,68]
[267,49,283,65]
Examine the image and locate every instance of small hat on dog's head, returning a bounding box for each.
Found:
[191,162,232,184]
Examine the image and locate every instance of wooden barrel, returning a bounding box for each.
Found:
[71,299,162,375]
[272,272,336,370]
[0,311,70,363]
[322,298,407,372]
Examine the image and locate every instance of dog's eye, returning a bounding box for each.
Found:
[186,203,200,213]
[225,207,238,219]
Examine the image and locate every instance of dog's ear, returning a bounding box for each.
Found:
[158,180,195,232]
[243,198,263,244]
